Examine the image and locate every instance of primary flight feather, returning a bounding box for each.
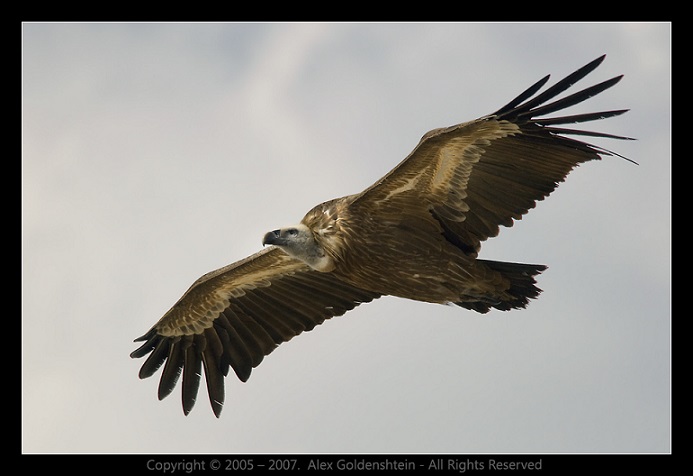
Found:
[131,55,632,417]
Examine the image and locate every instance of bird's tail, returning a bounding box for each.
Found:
[455,260,547,314]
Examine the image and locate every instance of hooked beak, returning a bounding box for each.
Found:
[262,229,283,246]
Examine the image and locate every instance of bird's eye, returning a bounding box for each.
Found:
[287,228,298,236]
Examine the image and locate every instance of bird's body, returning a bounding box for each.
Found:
[131,55,632,417]
[298,195,542,308]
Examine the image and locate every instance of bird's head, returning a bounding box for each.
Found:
[262,223,335,272]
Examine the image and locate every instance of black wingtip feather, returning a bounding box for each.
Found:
[519,75,623,120]
[202,352,225,418]
[137,337,170,379]
[158,339,184,400]
[535,109,630,126]
[504,55,607,118]
[489,55,633,164]
[494,55,613,122]
[130,329,158,358]
[181,338,202,416]
[493,74,551,117]
[133,328,156,343]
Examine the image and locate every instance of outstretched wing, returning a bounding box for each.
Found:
[352,55,633,256]
[130,246,379,417]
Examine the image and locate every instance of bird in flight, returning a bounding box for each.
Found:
[131,55,632,417]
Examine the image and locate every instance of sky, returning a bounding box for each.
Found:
[22,22,671,454]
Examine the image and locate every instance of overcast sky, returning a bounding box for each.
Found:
[22,22,670,454]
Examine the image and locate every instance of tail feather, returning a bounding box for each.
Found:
[455,260,547,313]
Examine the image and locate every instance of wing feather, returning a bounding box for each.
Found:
[218,309,275,365]
[352,55,632,253]
[234,296,300,341]
[497,55,608,119]
[158,338,183,400]
[181,336,202,415]
[131,246,380,416]
[137,333,170,379]
[213,316,255,382]
[201,337,225,417]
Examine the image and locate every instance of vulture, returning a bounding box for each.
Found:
[131,55,632,417]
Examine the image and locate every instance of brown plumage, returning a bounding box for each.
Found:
[131,55,632,417]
